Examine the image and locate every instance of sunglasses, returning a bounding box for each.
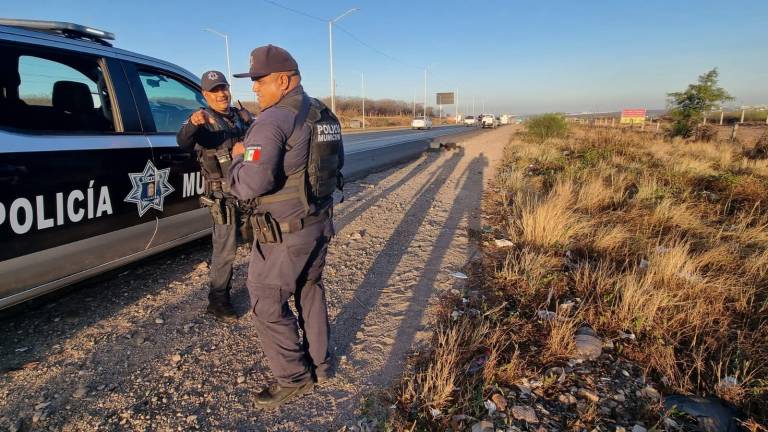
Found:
[251,71,298,82]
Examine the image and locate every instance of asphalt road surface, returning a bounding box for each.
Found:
[342,125,482,179]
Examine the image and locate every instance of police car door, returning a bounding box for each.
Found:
[122,62,210,248]
[0,43,156,307]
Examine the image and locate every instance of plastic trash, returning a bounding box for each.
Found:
[662,395,746,432]
[449,271,468,279]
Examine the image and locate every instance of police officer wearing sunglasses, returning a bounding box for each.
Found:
[229,45,344,408]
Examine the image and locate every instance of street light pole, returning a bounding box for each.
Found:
[455,88,459,124]
[361,72,365,129]
[204,28,232,85]
[328,8,359,114]
[423,68,427,118]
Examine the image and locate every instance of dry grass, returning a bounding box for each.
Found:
[504,127,767,418]
[543,316,578,361]
[512,181,587,247]
[392,126,768,428]
[399,322,466,412]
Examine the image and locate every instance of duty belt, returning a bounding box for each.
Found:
[277,207,332,234]
[251,208,330,244]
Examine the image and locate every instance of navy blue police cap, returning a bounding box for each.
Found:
[201,70,229,91]
[233,44,299,80]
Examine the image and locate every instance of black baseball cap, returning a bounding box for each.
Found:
[233,44,299,80]
[201,70,228,91]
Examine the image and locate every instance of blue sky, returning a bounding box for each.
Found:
[5,0,767,115]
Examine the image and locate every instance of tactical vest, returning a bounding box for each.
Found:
[250,94,343,217]
[198,107,249,197]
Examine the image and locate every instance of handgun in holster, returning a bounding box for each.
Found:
[200,195,233,225]
[251,212,282,244]
[239,212,254,245]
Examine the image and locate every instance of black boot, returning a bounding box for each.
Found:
[206,292,238,322]
[254,380,314,409]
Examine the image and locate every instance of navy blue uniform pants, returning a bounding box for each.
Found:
[246,215,334,386]
[209,221,237,299]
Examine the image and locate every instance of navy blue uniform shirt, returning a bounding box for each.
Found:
[228,86,312,221]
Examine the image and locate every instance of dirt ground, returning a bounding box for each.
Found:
[0,126,517,431]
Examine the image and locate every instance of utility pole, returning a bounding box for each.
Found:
[412,90,416,118]
[472,95,476,117]
[361,72,365,129]
[328,8,359,114]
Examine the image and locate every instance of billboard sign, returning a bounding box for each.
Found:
[620,108,647,124]
[436,92,454,105]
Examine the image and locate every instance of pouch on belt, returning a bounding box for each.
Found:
[251,213,283,244]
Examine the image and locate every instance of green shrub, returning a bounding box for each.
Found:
[526,113,568,142]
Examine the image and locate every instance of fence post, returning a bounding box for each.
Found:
[656,121,661,132]
[731,123,739,141]
[740,109,745,123]
[719,111,724,125]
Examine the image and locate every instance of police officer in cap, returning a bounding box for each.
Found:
[229,45,344,408]
[177,70,253,322]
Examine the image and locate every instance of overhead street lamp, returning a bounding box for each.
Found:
[328,7,359,114]
[424,68,427,118]
[204,28,232,85]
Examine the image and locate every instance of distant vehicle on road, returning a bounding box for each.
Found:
[500,114,514,125]
[411,117,432,130]
[481,114,498,128]
[463,115,477,127]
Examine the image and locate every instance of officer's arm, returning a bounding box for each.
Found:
[176,117,200,152]
[228,110,290,200]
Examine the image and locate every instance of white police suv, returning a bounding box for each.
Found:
[0,19,212,309]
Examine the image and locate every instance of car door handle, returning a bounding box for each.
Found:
[159,153,191,162]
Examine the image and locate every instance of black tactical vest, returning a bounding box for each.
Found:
[198,107,250,197]
[253,95,343,217]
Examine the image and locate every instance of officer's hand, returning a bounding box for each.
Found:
[190,110,216,126]
[232,141,245,158]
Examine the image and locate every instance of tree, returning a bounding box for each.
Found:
[667,68,733,138]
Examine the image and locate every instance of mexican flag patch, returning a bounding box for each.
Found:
[244,146,261,162]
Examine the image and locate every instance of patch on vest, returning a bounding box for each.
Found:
[316,122,341,142]
[244,146,262,162]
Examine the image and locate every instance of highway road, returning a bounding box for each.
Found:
[342,125,481,179]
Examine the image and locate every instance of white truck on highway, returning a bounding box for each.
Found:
[481,114,498,128]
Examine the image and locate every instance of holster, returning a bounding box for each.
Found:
[251,212,283,244]
[200,195,234,225]
[239,212,254,244]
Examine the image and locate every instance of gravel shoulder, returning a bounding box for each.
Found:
[0,126,517,431]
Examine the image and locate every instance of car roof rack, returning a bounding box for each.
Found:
[0,18,115,47]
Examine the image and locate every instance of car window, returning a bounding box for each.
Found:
[0,44,116,133]
[19,56,102,109]
[137,70,205,133]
